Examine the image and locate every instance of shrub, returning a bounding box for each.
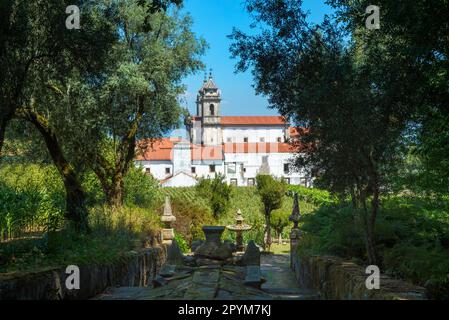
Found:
[0,164,65,240]
[196,174,233,219]
[287,185,337,207]
[299,195,449,299]
[0,205,161,273]
[256,175,286,250]
[124,166,161,208]
[160,188,214,244]
[174,232,189,253]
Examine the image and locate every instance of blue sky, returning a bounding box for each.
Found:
[180,0,334,116]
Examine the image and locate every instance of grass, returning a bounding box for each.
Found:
[0,206,161,273]
[269,243,290,255]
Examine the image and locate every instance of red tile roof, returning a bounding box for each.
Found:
[136,138,178,161]
[136,138,224,161]
[221,116,286,126]
[136,132,306,162]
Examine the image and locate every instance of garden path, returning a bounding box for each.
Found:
[95,253,318,300]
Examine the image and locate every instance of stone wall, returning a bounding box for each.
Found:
[292,254,426,300]
[0,246,166,300]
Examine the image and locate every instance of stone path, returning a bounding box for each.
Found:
[95,265,273,300]
[261,254,318,300]
[95,254,318,300]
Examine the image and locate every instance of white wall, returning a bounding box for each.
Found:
[172,142,191,174]
[222,126,286,143]
[136,160,173,180]
[162,172,198,187]
[223,152,308,186]
[202,126,222,146]
[191,162,225,179]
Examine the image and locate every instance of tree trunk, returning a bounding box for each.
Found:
[360,192,377,265]
[106,173,124,208]
[0,116,7,159]
[92,109,140,208]
[15,109,89,231]
[264,207,272,251]
[93,161,125,208]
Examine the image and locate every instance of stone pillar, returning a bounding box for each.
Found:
[288,193,302,270]
[290,228,302,270]
[161,196,176,245]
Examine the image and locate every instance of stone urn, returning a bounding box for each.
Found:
[194,226,233,263]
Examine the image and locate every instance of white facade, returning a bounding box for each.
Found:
[222,126,286,143]
[135,75,312,188]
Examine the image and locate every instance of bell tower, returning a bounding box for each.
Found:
[196,70,222,146]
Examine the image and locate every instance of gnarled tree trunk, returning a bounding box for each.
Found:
[15,109,89,231]
[92,108,141,208]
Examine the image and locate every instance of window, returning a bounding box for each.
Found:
[145,167,151,174]
[209,104,215,116]
[300,177,307,187]
[243,137,248,143]
[165,167,171,174]
[227,137,232,143]
[227,163,236,174]
[283,178,291,185]
[191,167,196,174]
[230,179,238,186]
[260,137,265,142]
[277,137,282,143]
[209,165,216,173]
[283,163,290,174]
[247,178,255,186]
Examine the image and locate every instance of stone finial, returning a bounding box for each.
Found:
[161,196,176,224]
[289,193,301,229]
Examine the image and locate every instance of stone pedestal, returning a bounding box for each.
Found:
[290,228,302,269]
[161,228,175,245]
[194,226,233,265]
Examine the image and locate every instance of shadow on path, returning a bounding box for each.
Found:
[261,254,319,300]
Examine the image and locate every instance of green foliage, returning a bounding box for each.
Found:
[287,185,336,207]
[196,174,233,219]
[300,196,449,299]
[270,208,290,239]
[0,164,65,240]
[123,166,161,208]
[160,187,214,244]
[174,232,189,253]
[0,205,160,273]
[415,110,449,195]
[256,175,286,249]
[229,0,449,263]
[256,175,285,214]
[0,164,163,240]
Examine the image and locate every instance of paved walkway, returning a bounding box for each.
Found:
[261,254,318,300]
[95,254,318,300]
